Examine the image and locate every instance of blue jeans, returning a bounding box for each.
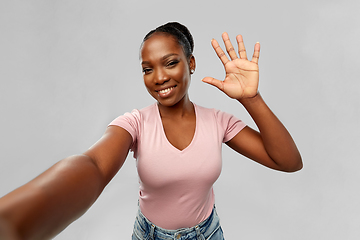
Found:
[131,205,224,240]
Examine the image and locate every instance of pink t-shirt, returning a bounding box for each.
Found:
[109,103,245,230]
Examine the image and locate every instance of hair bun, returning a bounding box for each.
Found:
[165,22,194,53]
[142,22,194,59]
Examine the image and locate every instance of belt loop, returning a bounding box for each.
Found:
[150,224,155,239]
[195,225,204,240]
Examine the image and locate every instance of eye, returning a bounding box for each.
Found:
[166,60,179,68]
[142,68,152,74]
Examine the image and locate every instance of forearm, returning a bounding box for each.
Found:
[0,217,19,240]
[239,93,302,171]
[0,154,105,240]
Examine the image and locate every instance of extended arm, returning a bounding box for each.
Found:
[202,33,302,172]
[0,126,132,239]
[228,94,302,172]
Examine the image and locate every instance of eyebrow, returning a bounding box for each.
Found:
[141,53,179,65]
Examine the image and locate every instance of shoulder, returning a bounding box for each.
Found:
[110,103,156,124]
[194,103,235,121]
[107,103,157,145]
[126,103,156,118]
[137,103,157,118]
[193,103,217,116]
[194,103,246,134]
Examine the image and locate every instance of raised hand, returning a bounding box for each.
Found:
[202,32,260,100]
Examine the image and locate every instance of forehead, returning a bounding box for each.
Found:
[140,33,184,62]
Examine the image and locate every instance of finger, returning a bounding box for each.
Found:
[251,42,260,64]
[236,35,248,60]
[222,32,238,60]
[202,77,224,92]
[211,38,230,66]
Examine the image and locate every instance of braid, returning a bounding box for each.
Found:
[143,22,194,59]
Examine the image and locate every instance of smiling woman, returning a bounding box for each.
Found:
[0,22,302,240]
[141,33,195,109]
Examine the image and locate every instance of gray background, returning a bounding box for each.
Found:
[1,0,359,239]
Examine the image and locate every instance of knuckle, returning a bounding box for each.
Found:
[227,47,235,52]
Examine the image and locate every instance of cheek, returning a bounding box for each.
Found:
[174,67,189,83]
[143,78,157,96]
[143,77,151,89]
[179,71,190,86]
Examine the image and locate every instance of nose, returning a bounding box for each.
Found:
[154,68,169,85]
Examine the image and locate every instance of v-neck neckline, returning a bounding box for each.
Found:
[155,103,198,153]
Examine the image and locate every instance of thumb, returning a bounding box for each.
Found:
[201,77,224,91]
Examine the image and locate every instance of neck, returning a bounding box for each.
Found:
[157,95,194,119]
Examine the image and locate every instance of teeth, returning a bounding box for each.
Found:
[159,87,173,94]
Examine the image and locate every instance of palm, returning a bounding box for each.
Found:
[202,33,260,100]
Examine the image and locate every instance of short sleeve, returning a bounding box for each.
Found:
[108,109,141,156]
[214,110,246,143]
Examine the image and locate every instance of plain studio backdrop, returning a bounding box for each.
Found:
[1,0,359,239]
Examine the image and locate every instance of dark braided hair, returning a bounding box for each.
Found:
[142,22,194,60]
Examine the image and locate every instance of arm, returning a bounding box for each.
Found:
[0,126,132,240]
[227,94,302,172]
[202,33,302,172]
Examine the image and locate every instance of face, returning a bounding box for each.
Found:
[140,33,195,108]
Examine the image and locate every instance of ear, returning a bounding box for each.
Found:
[189,55,196,74]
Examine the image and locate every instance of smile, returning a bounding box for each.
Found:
[158,87,174,94]
[156,86,176,98]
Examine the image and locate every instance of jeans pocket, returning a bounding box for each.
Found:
[205,225,224,240]
[132,233,140,240]
[132,216,148,240]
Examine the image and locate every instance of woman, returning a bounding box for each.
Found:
[0,22,302,240]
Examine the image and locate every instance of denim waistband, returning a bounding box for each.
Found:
[132,205,223,240]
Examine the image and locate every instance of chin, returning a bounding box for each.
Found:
[154,93,188,108]
[157,99,178,107]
